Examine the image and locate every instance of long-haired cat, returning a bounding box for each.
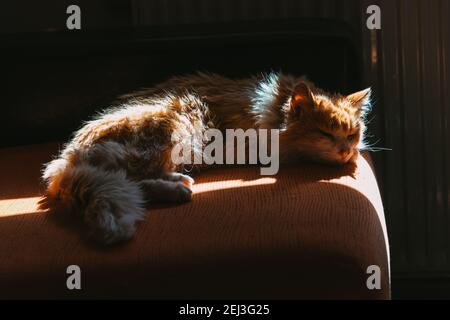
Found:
[42,72,371,244]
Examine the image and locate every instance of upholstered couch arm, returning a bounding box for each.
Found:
[0,144,389,299]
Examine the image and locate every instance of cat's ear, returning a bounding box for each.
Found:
[346,88,371,108]
[291,82,315,111]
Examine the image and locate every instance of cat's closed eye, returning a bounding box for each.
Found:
[347,133,358,141]
[319,130,335,141]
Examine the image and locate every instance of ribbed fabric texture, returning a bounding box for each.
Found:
[0,143,389,299]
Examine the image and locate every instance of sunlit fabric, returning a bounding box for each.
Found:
[0,197,47,217]
[0,143,389,299]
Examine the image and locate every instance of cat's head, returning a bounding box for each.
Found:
[284,82,371,165]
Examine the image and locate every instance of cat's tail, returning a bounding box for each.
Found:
[41,158,146,244]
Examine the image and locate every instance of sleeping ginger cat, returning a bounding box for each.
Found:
[42,72,371,244]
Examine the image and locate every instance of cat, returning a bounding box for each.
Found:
[41,72,371,244]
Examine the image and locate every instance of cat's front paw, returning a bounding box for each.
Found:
[173,182,193,203]
[163,172,195,188]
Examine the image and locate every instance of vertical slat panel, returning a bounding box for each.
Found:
[216,0,236,22]
[441,0,450,267]
[237,0,258,21]
[197,0,212,24]
[132,0,361,33]
[399,0,428,268]
[339,0,354,23]
[377,0,409,271]
[420,0,447,269]
[279,0,295,19]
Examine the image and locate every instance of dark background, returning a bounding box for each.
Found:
[1,0,449,299]
[2,20,359,147]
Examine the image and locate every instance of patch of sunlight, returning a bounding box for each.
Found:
[0,196,48,217]
[192,177,277,194]
[0,178,278,216]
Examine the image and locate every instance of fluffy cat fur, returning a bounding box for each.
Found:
[42,72,371,244]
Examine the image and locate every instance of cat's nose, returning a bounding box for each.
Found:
[339,149,352,161]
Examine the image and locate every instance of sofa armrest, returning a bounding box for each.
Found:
[0,143,389,299]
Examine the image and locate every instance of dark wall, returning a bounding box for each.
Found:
[362,0,450,294]
[2,19,360,147]
[0,0,132,33]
